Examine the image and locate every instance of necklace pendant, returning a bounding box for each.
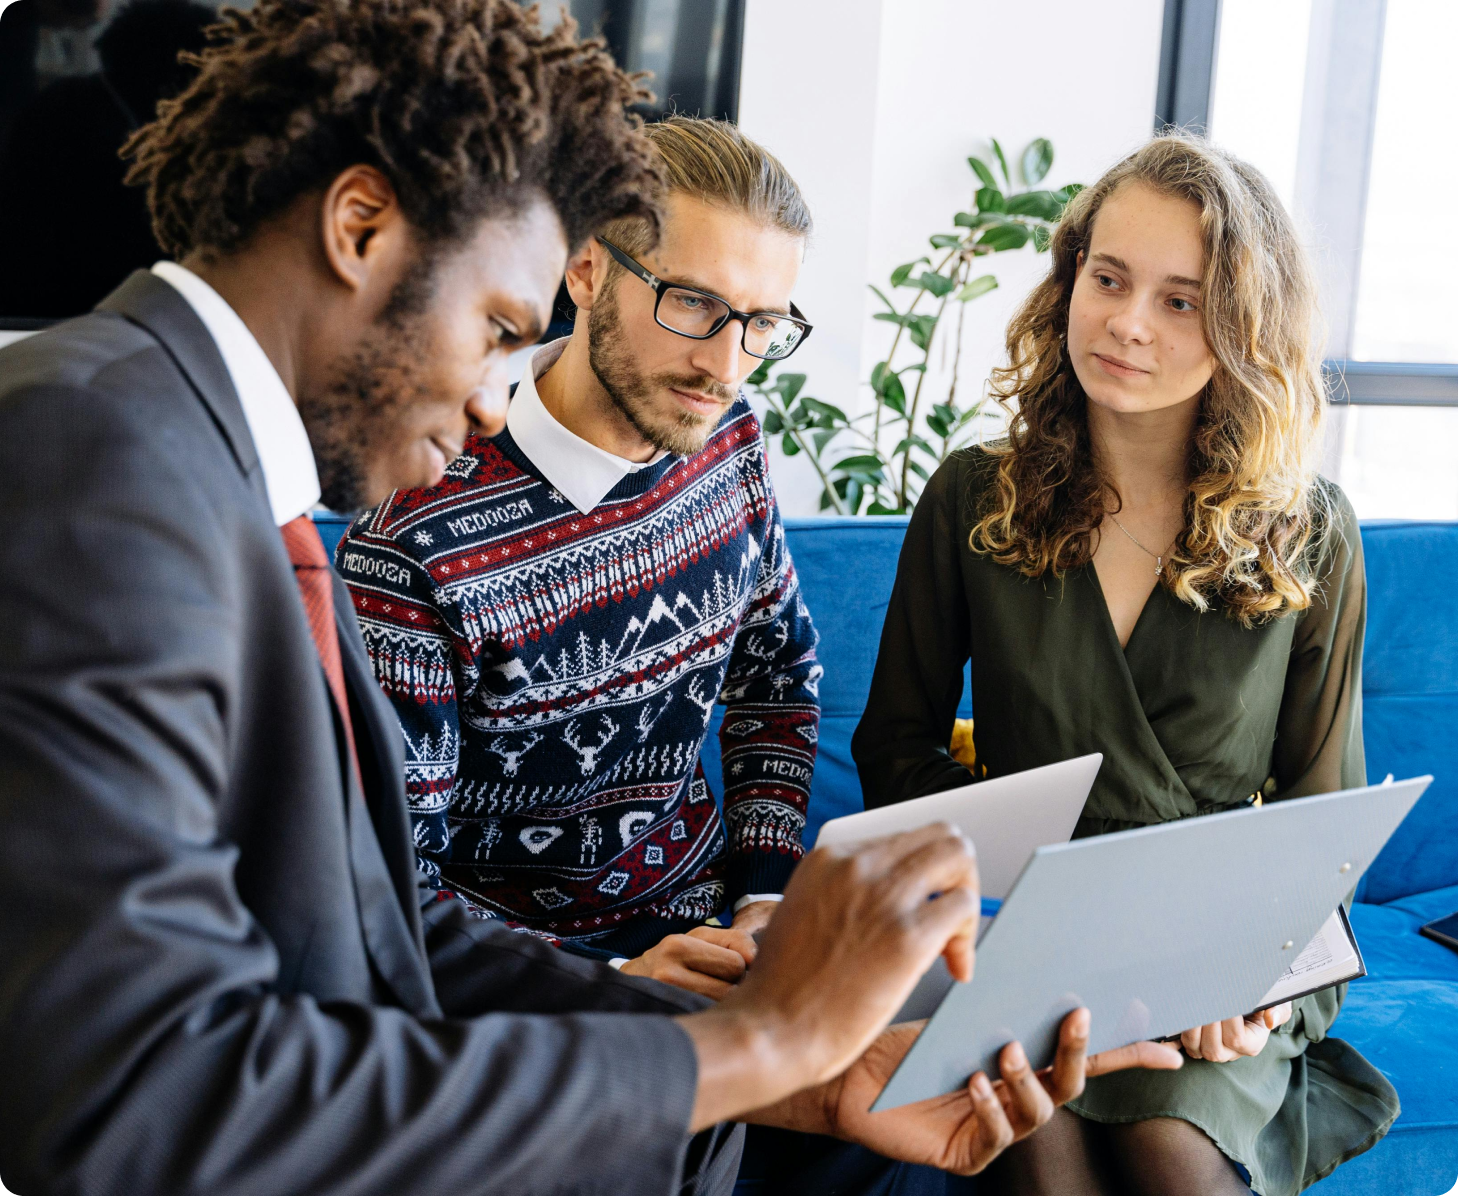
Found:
[1155,559,1163,578]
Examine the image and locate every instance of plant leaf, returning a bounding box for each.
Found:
[990,138,1011,185]
[813,428,840,453]
[892,434,937,457]
[908,313,939,352]
[968,156,997,189]
[780,432,800,457]
[880,372,907,415]
[869,284,898,313]
[1031,225,1052,252]
[1055,182,1085,204]
[1003,190,1063,220]
[762,408,783,435]
[777,372,807,403]
[929,233,963,249]
[890,257,930,288]
[908,459,930,481]
[955,273,998,301]
[978,224,1031,252]
[1021,137,1054,185]
[915,270,956,298]
[975,186,1005,214]
[867,500,903,515]
[833,453,887,471]
[803,396,849,423]
[873,311,911,326]
[747,360,772,387]
[953,210,986,229]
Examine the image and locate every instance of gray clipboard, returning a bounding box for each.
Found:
[872,776,1430,1112]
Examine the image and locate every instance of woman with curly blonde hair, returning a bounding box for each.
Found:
[852,133,1399,1195]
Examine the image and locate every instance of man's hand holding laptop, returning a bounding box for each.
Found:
[676,823,1184,1175]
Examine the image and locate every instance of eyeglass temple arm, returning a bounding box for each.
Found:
[596,237,660,291]
[789,303,813,342]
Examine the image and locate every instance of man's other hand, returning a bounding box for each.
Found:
[678,823,981,1128]
[769,1009,1184,1175]
[619,927,757,999]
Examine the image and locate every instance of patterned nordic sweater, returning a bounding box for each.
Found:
[338,397,821,953]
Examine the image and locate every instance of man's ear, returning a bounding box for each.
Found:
[319,165,403,293]
[562,238,608,312]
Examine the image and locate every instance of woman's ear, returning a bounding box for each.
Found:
[562,239,606,312]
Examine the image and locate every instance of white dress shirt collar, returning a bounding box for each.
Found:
[506,337,667,515]
[151,261,321,527]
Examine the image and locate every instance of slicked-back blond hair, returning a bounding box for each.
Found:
[599,115,811,254]
[969,132,1331,626]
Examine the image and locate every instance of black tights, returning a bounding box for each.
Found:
[981,1108,1251,1196]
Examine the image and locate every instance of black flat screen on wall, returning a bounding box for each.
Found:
[0,0,744,328]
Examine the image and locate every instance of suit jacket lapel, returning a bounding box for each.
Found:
[333,574,440,1017]
[97,271,271,513]
[102,271,437,1012]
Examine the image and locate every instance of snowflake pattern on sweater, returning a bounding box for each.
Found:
[338,398,821,945]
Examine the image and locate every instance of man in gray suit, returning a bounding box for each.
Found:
[0,3,1180,1194]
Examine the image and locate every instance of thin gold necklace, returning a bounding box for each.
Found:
[1107,513,1178,578]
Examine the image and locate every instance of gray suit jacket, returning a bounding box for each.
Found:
[0,272,735,1196]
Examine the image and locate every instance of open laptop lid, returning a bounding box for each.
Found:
[816,754,1102,900]
[871,775,1431,1112]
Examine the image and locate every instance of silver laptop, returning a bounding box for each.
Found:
[816,754,1101,900]
[870,775,1430,1112]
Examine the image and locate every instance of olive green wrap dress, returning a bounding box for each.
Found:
[851,446,1400,1196]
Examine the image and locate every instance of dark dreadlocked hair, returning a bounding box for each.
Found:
[122,0,664,260]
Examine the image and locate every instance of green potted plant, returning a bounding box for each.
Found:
[751,137,1081,514]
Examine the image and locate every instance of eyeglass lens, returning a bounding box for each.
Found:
[657,287,806,360]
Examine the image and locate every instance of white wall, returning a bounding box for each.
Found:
[738,0,1165,515]
[734,0,887,515]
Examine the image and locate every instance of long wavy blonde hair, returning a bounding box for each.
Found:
[969,133,1331,626]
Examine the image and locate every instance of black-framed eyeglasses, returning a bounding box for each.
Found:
[597,236,812,361]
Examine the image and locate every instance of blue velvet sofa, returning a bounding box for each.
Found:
[318,513,1458,1194]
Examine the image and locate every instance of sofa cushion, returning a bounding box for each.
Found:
[1337,976,1458,1133]
[1385,883,1458,927]
[1349,895,1458,984]
[1310,977,1458,1194]
[1359,522,1458,904]
[1360,693,1458,903]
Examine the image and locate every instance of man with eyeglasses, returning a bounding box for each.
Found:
[337,116,819,994]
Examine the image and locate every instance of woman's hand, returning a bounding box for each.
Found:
[1179,1002,1293,1062]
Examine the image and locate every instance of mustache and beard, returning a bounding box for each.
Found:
[586,281,737,457]
[297,269,739,512]
[296,272,436,513]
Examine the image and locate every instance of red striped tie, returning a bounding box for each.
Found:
[281,515,362,786]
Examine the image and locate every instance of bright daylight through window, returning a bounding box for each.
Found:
[1209,0,1458,519]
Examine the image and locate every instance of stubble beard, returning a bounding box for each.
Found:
[586,284,736,458]
[297,320,436,514]
[297,270,436,513]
